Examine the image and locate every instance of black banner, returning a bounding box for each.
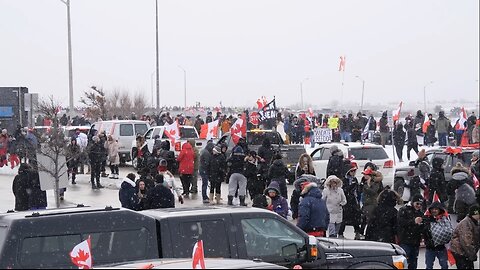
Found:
[257,98,277,122]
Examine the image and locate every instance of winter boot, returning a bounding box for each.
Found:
[91,181,97,189]
[227,195,234,206]
[209,193,215,204]
[215,194,223,205]
[96,180,104,189]
[239,196,247,206]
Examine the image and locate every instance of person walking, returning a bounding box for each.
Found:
[322,175,347,237]
[450,205,480,269]
[245,151,263,200]
[297,182,330,236]
[379,111,390,147]
[423,201,453,269]
[406,123,419,161]
[105,135,120,180]
[397,194,425,270]
[428,157,448,204]
[359,166,384,236]
[177,142,195,198]
[66,138,80,185]
[227,146,247,206]
[393,122,406,162]
[199,142,215,204]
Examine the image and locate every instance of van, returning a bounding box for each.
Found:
[90,120,150,163]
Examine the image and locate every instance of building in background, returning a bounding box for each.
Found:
[0,87,36,133]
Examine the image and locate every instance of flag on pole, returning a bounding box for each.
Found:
[192,240,206,269]
[424,191,448,216]
[422,113,430,133]
[230,114,247,144]
[454,107,467,130]
[164,121,180,144]
[362,117,371,140]
[200,120,219,140]
[392,102,403,122]
[70,236,92,269]
[338,56,346,71]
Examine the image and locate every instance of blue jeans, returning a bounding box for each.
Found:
[341,132,351,142]
[400,244,419,270]
[425,248,448,269]
[200,171,209,200]
[438,133,448,146]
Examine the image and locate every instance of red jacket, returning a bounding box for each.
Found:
[177,143,195,175]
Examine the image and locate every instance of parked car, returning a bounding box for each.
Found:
[90,120,150,163]
[0,206,407,269]
[306,142,395,187]
[99,258,287,269]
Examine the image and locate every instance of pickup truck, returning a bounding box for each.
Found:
[131,125,207,169]
[0,206,407,269]
[217,130,306,184]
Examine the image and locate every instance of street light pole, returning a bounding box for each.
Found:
[423,81,434,113]
[155,0,160,109]
[150,71,155,108]
[355,76,365,112]
[60,0,74,113]
[300,78,309,109]
[178,66,187,108]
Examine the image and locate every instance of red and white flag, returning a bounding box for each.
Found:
[192,240,206,269]
[230,114,247,145]
[392,102,403,122]
[70,236,92,269]
[424,191,448,216]
[423,113,430,133]
[164,121,180,144]
[308,108,314,118]
[473,174,479,190]
[338,56,346,71]
[200,120,219,140]
[455,107,467,130]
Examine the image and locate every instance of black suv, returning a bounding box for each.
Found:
[0,206,407,269]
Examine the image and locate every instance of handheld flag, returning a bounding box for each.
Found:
[454,107,467,130]
[392,102,403,122]
[200,120,219,140]
[70,236,92,269]
[338,56,346,71]
[424,191,448,216]
[362,117,371,140]
[192,240,206,269]
[230,114,247,144]
[473,174,479,190]
[164,121,180,144]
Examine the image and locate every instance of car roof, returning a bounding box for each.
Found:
[141,206,271,220]
[63,126,91,130]
[315,142,383,150]
[93,120,149,124]
[101,258,286,269]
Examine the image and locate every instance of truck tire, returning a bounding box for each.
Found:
[349,262,393,269]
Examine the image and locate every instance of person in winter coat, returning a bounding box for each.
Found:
[365,188,399,243]
[397,194,425,270]
[425,114,437,147]
[0,130,8,167]
[257,138,274,180]
[146,174,175,209]
[379,111,390,147]
[187,139,200,194]
[88,136,106,189]
[449,163,477,222]
[422,202,453,270]
[393,122,406,162]
[177,142,195,197]
[157,159,184,205]
[339,164,363,240]
[159,140,176,174]
[434,111,450,147]
[28,162,47,210]
[405,123,419,161]
[245,151,263,200]
[297,182,330,236]
[360,166,384,234]
[296,153,316,179]
[7,135,20,169]
[227,146,247,206]
[268,153,289,199]
[12,163,31,211]
[428,157,447,203]
[450,205,480,269]
[105,135,120,179]
[264,181,289,219]
[322,175,347,237]
[209,145,227,204]
[136,180,149,210]
[199,142,215,204]
[119,173,141,211]
[413,110,425,145]
[470,150,480,183]
[66,138,80,185]
[415,149,431,182]
[326,145,344,179]
[290,174,323,220]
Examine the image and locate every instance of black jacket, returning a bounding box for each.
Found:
[88,141,105,164]
[366,190,398,243]
[406,127,418,146]
[199,143,214,174]
[28,170,47,209]
[393,127,406,146]
[379,117,389,133]
[210,153,227,183]
[146,184,175,209]
[326,153,344,179]
[12,165,30,211]
[268,159,288,181]
[428,158,447,201]
[397,204,424,246]
[227,153,246,175]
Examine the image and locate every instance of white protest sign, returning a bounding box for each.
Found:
[37,153,69,191]
[313,128,332,143]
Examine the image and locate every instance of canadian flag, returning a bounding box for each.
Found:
[473,174,479,190]
[230,114,247,145]
[392,102,403,122]
[454,107,467,130]
[192,240,206,269]
[422,113,430,133]
[308,108,314,118]
[424,191,448,216]
[200,120,219,140]
[338,56,346,71]
[70,236,92,269]
[164,121,180,144]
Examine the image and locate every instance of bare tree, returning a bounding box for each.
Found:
[132,92,148,117]
[80,86,107,121]
[119,91,132,117]
[106,88,122,118]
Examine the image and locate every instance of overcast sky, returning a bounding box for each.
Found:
[0,0,478,109]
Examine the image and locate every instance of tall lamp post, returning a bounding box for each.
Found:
[300,77,309,109]
[60,0,74,113]
[355,76,365,113]
[155,0,160,109]
[178,66,187,108]
[423,81,434,113]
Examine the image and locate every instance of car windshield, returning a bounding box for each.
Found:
[247,132,281,145]
[349,147,389,160]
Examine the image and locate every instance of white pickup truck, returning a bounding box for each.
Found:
[130,125,207,169]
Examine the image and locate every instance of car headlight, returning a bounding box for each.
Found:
[392,255,408,269]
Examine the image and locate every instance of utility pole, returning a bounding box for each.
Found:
[60,0,74,113]
[155,0,160,109]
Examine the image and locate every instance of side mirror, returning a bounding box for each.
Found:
[282,243,298,259]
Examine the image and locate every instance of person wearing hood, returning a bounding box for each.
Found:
[227,146,247,206]
[450,205,480,269]
[397,194,425,270]
[326,145,345,179]
[322,175,347,237]
[209,145,227,204]
[296,153,316,179]
[267,153,289,199]
[415,148,431,183]
[290,174,323,220]
[470,150,480,184]
[405,122,419,161]
[188,139,200,194]
[428,157,447,203]
[257,138,274,180]
[413,110,425,145]
[28,161,47,210]
[119,173,141,211]
[199,142,215,204]
[393,122,406,162]
[245,151,263,200]
[365,188,399,243]
[159,140,177,174]
[88,135,106,189]
[297,182,330,236]
[360,166,384,235]
[339,163,363,240]
[12,163,31,211]
[264,181,289,219]
[422,201,453,269]
[146,174,175,209]
[449,163,476,222]
[379,111,390,147]
[157,159,184,205]
[434,111,450,147]
[177,142,195,198]
[66,137,80,185]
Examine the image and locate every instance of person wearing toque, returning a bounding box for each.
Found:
[449,204,480,269]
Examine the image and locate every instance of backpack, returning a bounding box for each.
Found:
[429,216,453,247]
